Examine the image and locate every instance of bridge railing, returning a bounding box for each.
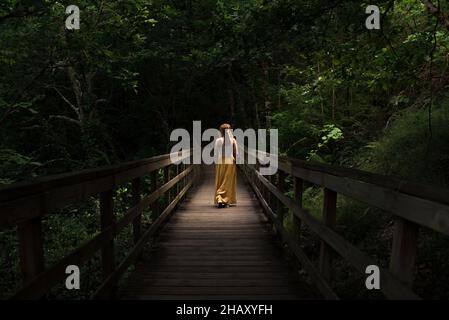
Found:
[0,149,200,299]
[241,148,449,300]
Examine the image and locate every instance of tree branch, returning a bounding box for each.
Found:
[49,115,81,126]
[421,0,449,31]
[48,86,80,117]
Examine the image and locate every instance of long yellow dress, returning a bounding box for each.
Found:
[214,156,237,205]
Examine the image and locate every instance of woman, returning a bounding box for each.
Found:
[214,123,238,208]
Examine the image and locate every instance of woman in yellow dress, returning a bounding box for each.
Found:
[214,123,238,208]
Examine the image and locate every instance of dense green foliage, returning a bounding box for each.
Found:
[1,0,449,299]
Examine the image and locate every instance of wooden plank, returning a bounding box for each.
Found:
[158,235,272,241]
[155,239,272,247]
[277,171,286,223]
[135,265,288,273]
[160,230,270,236]
[126,272,290,280]
[153,247,278,254]
[164,166,171,206]
[147,260,283,267]
[176,165,180,197]
[389,217,419,287]
[152,254,281,261]
[100,190,115,298]
[277,156,449,206]
[130,271,291,279]
[0,150,190,202]
[132,178,142,245]
[319,188,337,281]
[293,176,303,240]
[121,294,302,300]
[151,170,159,218]
[17,218,45,284]
[134,278,298,287]
[126,286,300,295]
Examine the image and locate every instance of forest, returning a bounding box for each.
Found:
[1,0,449,299]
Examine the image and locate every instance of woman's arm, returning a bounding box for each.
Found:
[233,138,238,160]
[214,138,221,163]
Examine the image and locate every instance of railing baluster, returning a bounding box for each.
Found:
[164,166,171,206]
[319,188,337,280]
[293,177,304,240]
[183,163,187,189]
[132,177,142,244]
[268,175,274,209]
[277,171,286,224]
[389,217,419,287]
[176,164,180,196]
[18,218,45,284]
[100,189,115,294]
[151,170,159,218]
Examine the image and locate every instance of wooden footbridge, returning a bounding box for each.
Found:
[1,149,449,300]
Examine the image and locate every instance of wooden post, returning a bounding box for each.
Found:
[319,188,337,280]
[18,218,45,284]
[389,217,419,287]
[293,177,304,240]
[131,178,141,245]
[277,171,286,224]
[176,164,180,196]
[164,165,171,206]
[151,170,159,218]
[100,190,115,284]
[268,175,274,209]
[255,162,261,197]
[182,163,186,189]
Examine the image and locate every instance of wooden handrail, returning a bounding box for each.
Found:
[244,148,449,235]
[1,149,200,299]
[0,150,190,228]
[248,147,449,203]
[241,147,449,299]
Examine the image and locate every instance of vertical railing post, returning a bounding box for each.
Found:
[293,176,304,241]
[18,218,45,284]
[255,161,261,198]
[100,189,115,296]
[389,217,419,287]
[176,164,180,196]
[182,163,186,189]
[268,175,274,209]
[277,171,286,225]
[151,170,159,218]
[131,177,141,245]
[319,188,337,280]
[164,165,171,207]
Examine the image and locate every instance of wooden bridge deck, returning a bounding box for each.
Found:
[4,149,446,299]
[119,165,315,300]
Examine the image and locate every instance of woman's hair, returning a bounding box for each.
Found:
[219,123,232,137]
